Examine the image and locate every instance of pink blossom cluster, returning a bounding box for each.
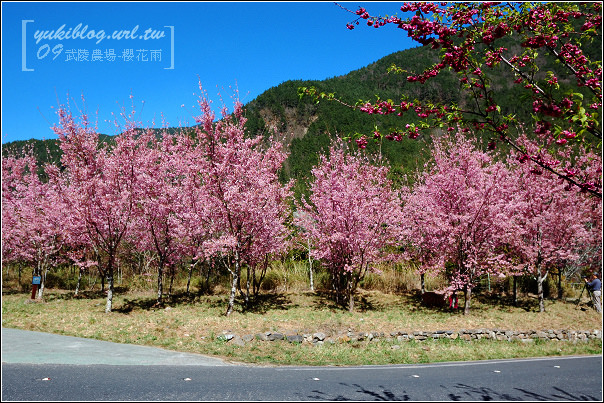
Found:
[358,99,446,123]
[355,135,368,149]
[406,124,420,139]
[485,47,506,67]
[481,23,510,44]
[521,35,558,49]
[532,100,563,118]
[384,130,404,141]
[359,100,396,115]
[338,1,601,197]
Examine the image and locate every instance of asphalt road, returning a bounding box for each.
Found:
[2,328,602,401]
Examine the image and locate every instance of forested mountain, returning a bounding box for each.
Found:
[241,46,447,189]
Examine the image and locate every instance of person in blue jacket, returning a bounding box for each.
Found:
[584,273,601,313]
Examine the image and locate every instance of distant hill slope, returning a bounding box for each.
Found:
[1,134,114,170]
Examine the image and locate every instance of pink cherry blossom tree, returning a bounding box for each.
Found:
[295,141,403,312]
[129,129,190,305]
[506,136,599,312]
[2,152,67,299]
[46,159,98,296]
[2,154,30,268]
[52,100,146,312]
[176,132,216,295]
[192,85,293,316]
[403,134,518,315]
[400,181,447,296]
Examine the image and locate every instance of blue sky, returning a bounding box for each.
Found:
[1,1,416,143]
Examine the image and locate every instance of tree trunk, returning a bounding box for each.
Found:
[308,242,314,292]
[105,274,114,313]
[347,278,355,312]
[226,271,238,316]
[513,276,518,306]
[36,263,49,300]
[244,265,251,307]
[105,254,115,313]
[236,264,242,295]
[157,264,164,305]
[535,236,546,312]
[94,250,105,293]
[537,269,547,313]
[35,262,43,300]
[557,269,563,300]
[168,264,175,299]
[226,252,240,316]
[75,268,84,296]
[463,285,472,315]
[100,271,105,293]
[36,280,45,300]
[252,256,269,298]
[331,271,341,306]
[186,261,194,295]
[420,273,425,295]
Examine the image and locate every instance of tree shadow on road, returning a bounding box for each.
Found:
[307,382,411,401]
[304,382,599,401]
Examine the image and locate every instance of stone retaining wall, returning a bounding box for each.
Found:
[217,328,602,346]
